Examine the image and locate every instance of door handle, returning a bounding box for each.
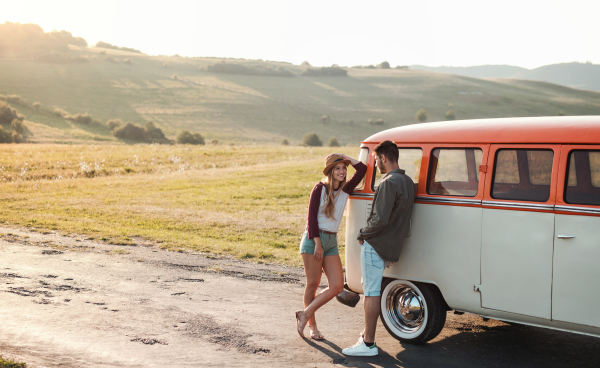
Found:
[557,235,575,239]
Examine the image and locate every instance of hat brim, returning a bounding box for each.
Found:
[323,159,351,176]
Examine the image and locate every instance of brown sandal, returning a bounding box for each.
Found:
[309,325,325,340]
[295,311,306,338]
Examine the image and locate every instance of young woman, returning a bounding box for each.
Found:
[296,153,367,339]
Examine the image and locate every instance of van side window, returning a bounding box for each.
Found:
[427,148,482,197]
[373,148,422,190]
[491,149,553,202]
[565,150,600,206]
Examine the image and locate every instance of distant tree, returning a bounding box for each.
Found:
[11,119,25,134]
[211,139,219,145]
[144,121,170,143]
[70,112,93,125]
[327,137,340,147]
[123,58,132,65]
[321,115,330,124]
[445,109,456,120]
[106,118,123,130]
[558,111,565,116]
[172,74,179,80]
[301,132,322,147]
[177,130,205,145]
[301,61,311,66]
[113,122,146,141]
[281,139,289,145]
[415,108,427,123]
[32,102,41,110]
[378,61,391,69]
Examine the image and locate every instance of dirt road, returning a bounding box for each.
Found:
[1,227,599,368]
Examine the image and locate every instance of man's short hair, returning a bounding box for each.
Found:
[374,140,398,163]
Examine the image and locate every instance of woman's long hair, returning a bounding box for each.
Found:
[322,165,347,220]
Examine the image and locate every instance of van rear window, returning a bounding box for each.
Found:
[427,148,482,197]
[565,150,600,206]
[491,149,553,202]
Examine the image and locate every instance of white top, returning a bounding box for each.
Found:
[317,187,350,233]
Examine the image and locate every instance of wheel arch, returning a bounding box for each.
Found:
[382,277,452,311]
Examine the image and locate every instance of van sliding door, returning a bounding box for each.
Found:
[480,144,560,319]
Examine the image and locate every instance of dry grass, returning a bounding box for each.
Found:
[0,145,359,266]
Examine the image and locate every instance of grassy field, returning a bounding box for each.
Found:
[0,355,26,368]
[2,46,600,145]
[0,145,361,266]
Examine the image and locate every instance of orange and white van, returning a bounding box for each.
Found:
[345,116,600,344]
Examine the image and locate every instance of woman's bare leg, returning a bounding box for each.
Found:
[299,255,344,331]
[302,253,323,329]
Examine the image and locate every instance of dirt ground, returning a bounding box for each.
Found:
[1,227,599,368]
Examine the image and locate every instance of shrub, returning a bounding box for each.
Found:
[378,61,391,69]
[49,30,87,47]
[177,130,205,145]
[32,102,41,110]
[0,94,28,106]
[95,41,141,53]
[113,122,146,141]
[0,126,14,143]
[0,101,24,126]
[301,61,311,66]
[327,137,340,147]
[105,56,118,63]
[123,58,132,65]
[301,66,347,77]
[106,118,123,130]
[415,108,427,123]
[321,115,330,124]
[11,119,25,134]
[172,74,179,80]
[558,111,565,116]
[53,108,71,118]
[368,119,384,125]
[301,132,322,147]
[70,112,93,125]
[207,62,295,77]
[445,109,456,120]
[144,121,170,143]
[395,65,409,70]
[282,139,289,145]
[211,139,219,145]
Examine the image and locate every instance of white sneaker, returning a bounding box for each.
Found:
[342,340,378,356]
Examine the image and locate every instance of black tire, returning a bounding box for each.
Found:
[379,278,447,345]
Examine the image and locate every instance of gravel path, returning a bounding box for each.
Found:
[1,227,599,368]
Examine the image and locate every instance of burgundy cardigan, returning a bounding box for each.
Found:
[306,162,367,239]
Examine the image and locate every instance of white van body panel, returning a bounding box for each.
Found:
[553,213,600,328]
[346,199,483,313]
[481,208,555,319]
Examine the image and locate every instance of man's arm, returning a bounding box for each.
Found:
[357,180,397,241]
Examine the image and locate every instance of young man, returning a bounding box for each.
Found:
[342,140,415,356]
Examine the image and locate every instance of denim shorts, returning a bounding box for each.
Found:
[299,231,339,257]
[361,240,388,297]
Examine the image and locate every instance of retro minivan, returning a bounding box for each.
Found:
[344,116,600,344]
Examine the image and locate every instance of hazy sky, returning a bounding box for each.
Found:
[2,0,599,69]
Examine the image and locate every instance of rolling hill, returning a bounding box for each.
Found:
[1,34,600,145]
[412,62,600,92]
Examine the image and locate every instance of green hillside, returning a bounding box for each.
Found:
[2,46,600,145]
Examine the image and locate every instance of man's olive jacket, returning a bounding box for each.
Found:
[357,168,415,262]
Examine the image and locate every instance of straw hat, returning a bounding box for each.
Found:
[323,154,351,175]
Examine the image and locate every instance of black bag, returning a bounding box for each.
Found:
[336,289,361,308]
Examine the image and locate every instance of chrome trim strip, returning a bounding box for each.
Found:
[416,196,481,205]
[555,205,600,215]
[482,200,554,211]
[350,192,374,198]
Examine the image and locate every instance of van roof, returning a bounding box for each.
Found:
[363,116,600,145]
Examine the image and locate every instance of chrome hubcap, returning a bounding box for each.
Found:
[385,284,425,334]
